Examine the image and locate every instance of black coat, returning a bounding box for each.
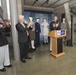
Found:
[0,27,8,47]
[16,23,28,43]
[49,21,61,31]
[4,25,11,37]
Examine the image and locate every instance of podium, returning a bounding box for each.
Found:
[48,29,66,58]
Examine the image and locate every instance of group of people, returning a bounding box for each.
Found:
[16,15,41,63]
[0,20,12,72]
[0,14,67,72]
[16,15,61,63]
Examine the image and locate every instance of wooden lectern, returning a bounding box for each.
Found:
[48,29,66,58]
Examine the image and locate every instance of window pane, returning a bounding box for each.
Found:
[6,0,10,19]
[0,0,1,6]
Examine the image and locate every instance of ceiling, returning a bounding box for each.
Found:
[22,0,76,15]
[69,0,76,15]
[22,0,76,8]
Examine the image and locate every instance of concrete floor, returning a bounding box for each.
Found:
[0,44,76,75]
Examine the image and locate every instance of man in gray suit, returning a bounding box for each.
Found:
[16,15,32,63]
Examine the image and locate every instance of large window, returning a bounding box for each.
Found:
[0,0,1,6]
[6,0,10,19]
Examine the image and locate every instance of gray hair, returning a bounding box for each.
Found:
[18,15,24,19]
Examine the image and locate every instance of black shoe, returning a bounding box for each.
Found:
[36,44,41,47]
[50,51,52,52]
[32,48,36,51]
[29,48,36,53]
[4,64,12,68]
[25,57,32,59]
[46,42,48,44]
[0,68,6,72]
[29,50,34,53]
[21,59,26,63]
[43,42,46,45]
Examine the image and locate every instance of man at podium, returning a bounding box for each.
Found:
[49,16,61,52]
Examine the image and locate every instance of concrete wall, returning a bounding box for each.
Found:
[54,5,65,22]
[54,5,76,44]
[73,15,76,44]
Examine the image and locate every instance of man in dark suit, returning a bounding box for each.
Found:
[16,15,31,63]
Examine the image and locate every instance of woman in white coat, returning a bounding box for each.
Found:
[41,18,49,44]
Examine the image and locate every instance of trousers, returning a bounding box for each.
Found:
[19,41,29,60]
[0,45,10,69]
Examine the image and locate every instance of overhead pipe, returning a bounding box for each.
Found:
[22,5,54,12]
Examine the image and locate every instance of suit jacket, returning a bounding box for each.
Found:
[49,21,60,31]
[0,27,8,47]
[16,22,28,43]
